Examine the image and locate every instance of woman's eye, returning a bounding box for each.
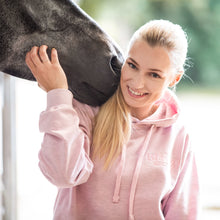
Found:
[151,72,161,78]
[128,62,136,69]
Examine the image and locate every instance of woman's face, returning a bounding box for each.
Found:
[120,39,179,119]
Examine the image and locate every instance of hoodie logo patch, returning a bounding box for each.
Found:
[145,153,178,168]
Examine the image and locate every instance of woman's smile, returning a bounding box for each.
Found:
[127,86,149,98]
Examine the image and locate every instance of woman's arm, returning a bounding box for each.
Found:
[25,46,95,187]
[38,89,95,188]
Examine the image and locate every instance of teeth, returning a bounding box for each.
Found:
[128,87,145,96]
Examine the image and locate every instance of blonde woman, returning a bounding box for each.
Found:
[26,20,200,220]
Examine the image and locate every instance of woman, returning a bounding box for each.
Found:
[26,20,199,220]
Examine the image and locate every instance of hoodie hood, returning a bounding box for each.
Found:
[131,89,180,127]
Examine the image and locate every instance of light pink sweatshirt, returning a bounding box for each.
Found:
[38,89,199,220]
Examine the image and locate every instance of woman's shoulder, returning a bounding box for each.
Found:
[72,98,99,120]
[46,88,99,128]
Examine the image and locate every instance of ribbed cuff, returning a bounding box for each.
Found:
[47,89,73,108]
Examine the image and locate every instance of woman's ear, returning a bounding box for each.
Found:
[169,71,183,87]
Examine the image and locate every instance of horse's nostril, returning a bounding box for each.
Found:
[110,56,123,78]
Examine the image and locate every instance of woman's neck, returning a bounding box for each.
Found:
[131,104,158,120]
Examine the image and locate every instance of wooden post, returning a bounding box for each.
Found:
[2,73,17,220]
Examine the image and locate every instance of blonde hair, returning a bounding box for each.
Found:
[92,20,188,169]
[92,87,131,169]
[128,19,188,73]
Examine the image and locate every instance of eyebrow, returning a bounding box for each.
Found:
[149,68,163,73]
[128,57,163,73]
[128,57,139,67]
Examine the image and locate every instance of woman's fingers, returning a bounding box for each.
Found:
[39,45,51,64]
[25,52,36,70]
[51,48,60,65]
[25,45,68,92]
[29,46,42,66]
[25,51,41,81]
[27,45,54,66]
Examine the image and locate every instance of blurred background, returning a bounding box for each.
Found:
[1,0,220,219]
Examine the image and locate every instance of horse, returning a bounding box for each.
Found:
[0,0,124,106]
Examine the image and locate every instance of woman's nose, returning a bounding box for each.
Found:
[132,72,145,89]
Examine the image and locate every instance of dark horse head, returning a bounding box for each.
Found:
[0,0,124,106]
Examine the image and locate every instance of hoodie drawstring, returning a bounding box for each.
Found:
[112,125,155,220]
[113,144,127,203]
[129,125,155,220]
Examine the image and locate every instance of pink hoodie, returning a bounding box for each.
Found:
[38,89,199,220]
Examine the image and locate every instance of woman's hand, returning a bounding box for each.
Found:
[25,45,68,92]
